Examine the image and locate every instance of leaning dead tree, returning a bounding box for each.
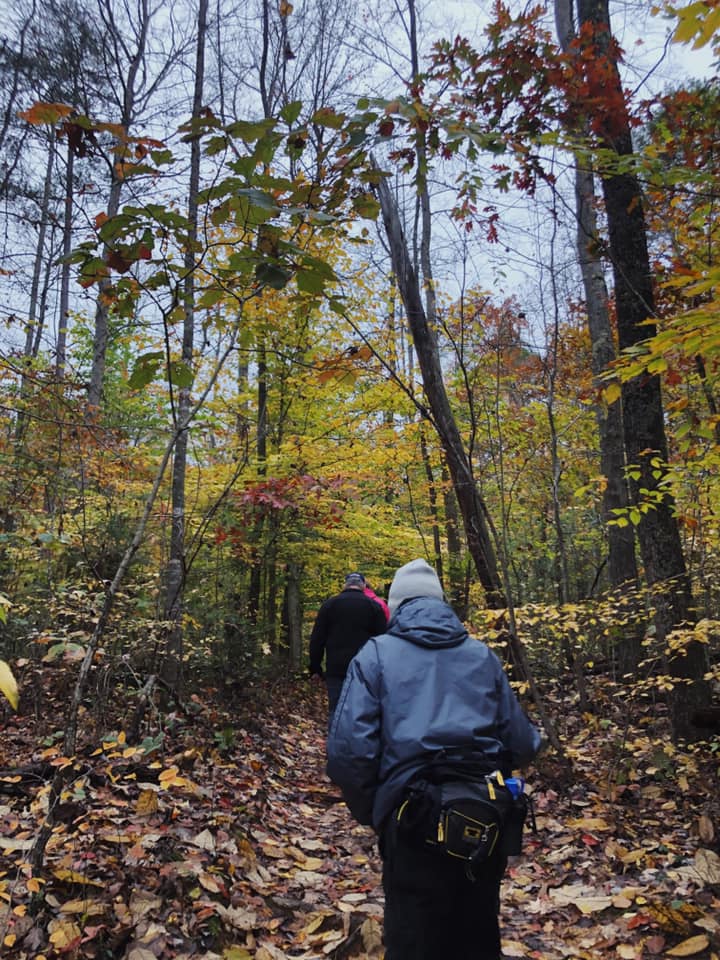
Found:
[374,163,563,758]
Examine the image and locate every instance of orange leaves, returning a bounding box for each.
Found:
[315,344,373,384]
[18,102,73,125]
[157,764,196,792]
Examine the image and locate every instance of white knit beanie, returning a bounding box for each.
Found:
[388,558,444,614]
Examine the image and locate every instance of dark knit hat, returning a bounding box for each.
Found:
[344,572,366,588]
[388,558,443,613]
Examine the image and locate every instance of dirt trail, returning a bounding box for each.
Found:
[245,689,385,957]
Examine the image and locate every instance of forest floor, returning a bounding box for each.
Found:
[1,670,719,959]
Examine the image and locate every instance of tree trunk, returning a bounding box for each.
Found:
[283,561,303,669]
[25,130,55,362]
[161,0,208,695]
[87,0,152,411]
[3,132,56,533]
[555,0,640,674]
[442,460,468,617]
[419,426,444,585]
[55,140,73,379]
[376,172,504,607]
[575,0,710,737]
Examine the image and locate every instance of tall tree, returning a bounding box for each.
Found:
[571,0,710,736]
[376,173,504,605]
[87,0,190,410]
[161,0,209,695]
[554,0,639,668]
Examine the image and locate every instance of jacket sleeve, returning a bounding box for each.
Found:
[370,599,388,633]
[494,655,542,768]
[326,644,381,826]
[308,600,330,675]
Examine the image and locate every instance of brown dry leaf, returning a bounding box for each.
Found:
[48,919,81,948]
[297,838,327,852]
[641,785,664,800]
[129,891,162,922]
[619,848,647,865]
[52,869,103,887]
[360,916,383,956]
[645,901,701,935]
[502,942,529,958]
[616,945,639,959]
[698,815,715,844]
[566,817,612,831]
[548,883,613,914]
[666,934,710,957]
[127,948,158,960]
[0,837,34,851]
[286,846,307,862]
[256,944,289,959]
[645,934,666,955]
[136,789,159,816]
[236,837,256,863]
[198,872,222,894]
[58,898,107,916]
[261,842,287,859]
[126,841,146,860]
[298,913,330,939]
[694,914,720,935]
[694,848,720,885]
[604,838,628,860]
[192,829,216,852]
[214,904,257,930]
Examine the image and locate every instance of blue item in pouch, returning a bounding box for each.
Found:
[505,777,525,799]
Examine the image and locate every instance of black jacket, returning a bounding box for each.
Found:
[309,587,387,679]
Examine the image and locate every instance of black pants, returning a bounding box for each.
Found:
[326,676,344,721]
[381,815,506,960]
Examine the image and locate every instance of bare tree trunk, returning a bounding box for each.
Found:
[161,0,209,695]
[441,460,467,616]
[283,561,303,668]
[25,130,55,361]
[87,0,175,410]
[419,426,444,584]
[86,173,123,412]
[4,131,57,533]
[375,171,504,607]
[0,1,35,196]
[55,140,73,378]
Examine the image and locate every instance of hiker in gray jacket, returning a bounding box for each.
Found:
[327,558,541,960]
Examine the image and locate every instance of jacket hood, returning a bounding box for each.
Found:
[389,595,467,648]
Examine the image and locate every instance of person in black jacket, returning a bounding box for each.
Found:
[309,572,387,716]
[327,558,541,960]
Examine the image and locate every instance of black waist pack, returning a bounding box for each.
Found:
[397,772,530,868]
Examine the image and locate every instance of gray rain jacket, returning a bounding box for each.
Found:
[326,596,541,830]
